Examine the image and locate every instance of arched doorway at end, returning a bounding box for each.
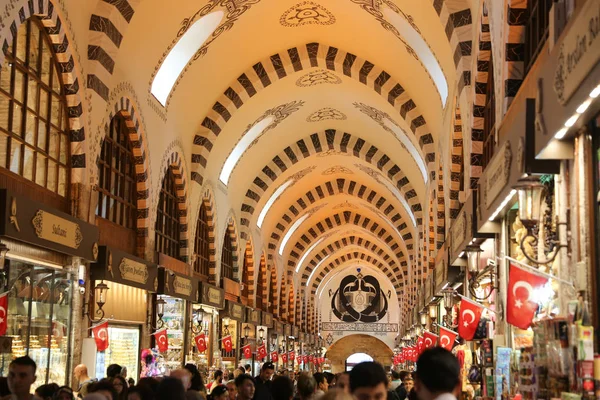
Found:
[325,334,393,373]
[345,353,374,371]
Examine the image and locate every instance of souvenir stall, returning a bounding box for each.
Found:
[87,246,159,381]
[271,320,284,368]
[0,190,99,389]
[260,312,274,363]
[291,325,300,372]
[282,323,292,371]
[244,307,262,375]
[153,268,199,374]
[220,300,244,371]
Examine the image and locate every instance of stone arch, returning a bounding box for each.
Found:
[279,278,287,320]
[450,101,464,219]
[437,163,446,249]
[295,288,302,327]
[288,281,295,324]
[219,216,239,284]
[268,267,278,315]
[193,186,218,284]
[256,252,268,310]
[326,334,393,373]
[191,42,437,187]
[503,0,527,113]
[0,1,87,183]
[240,129,423,241]
[241,239,254,306]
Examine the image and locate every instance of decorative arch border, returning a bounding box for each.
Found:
[450,102,464,219]
[240,129,423,240]
[242,239,255,306]
[220,214,240,284]
[256,252,268,310]
[279,278,287,320]
[191,42,437,186]
[437,164,446,249]
[503,0,527,113]
[288,281,295,324]
[192,185,218,284]
[0,0,87,182]
[470,9,491,189]
[268,267,278,316]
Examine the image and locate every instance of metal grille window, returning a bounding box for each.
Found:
[221,231,234,282]
[193,203,210,277]
[0,18,69,195]
[482,58,496,169]
[155,168,181,260]
[525,0,553,73]
[96,114,137,229]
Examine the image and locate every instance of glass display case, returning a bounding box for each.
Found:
[0,260,72,390]
[95,325,140,381]
[155,296,185,373]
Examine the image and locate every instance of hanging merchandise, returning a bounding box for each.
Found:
[423,331,438,349]
[257,344,267,360]
[194,333,207,352]
[458,298,484,340]
[271,351,279,362]
[154,329,169,353]
[506,262,549,329]
[222,335,233,353]
[242,344,252,359]
[92,321,110,352]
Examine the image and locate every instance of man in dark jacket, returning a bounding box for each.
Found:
[254,361,275,400]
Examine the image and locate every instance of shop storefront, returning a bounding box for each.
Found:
[244,307,262,375]
[220,299,245,370]
[260,312,274,362]
[0,189,99,389]
[88,246,159,380]
[273,320,284,368]
[195,281,224,380]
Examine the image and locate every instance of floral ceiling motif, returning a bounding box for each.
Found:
[323,165,354,175]
[306,107,347,122]
[296,69,342,87]
[280,1,336,27]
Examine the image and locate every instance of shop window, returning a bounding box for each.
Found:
[155,168,182,260]
[524,0,553,73]
[221,231,234,283]
[96,114,137,229]
[482,58,496,169]
[193,203,210,277]
[0,18,69,196]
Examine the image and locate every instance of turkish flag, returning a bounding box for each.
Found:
[257,344,267,360]
[0,292,7,336]
[458,298,484,340]
[309,355,314,363]
[423,331,438,349]
[289,351,295,361]
[303,355,308,364]
[242,344,252,359]
[270,351,278,362]
[297,354,302,364]
[194,333,207,352]
[507,262,548,329]
[417,336,424,355]
[222,335,233,353]
[92,321,109,352]
[438,326,458,351]
[154,328,169,352]
[410,347,417,362]
[281,352,288,363]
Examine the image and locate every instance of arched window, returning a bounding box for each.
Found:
[193,203,210,277]
[155,168,181,260]
[0,18,69,195]
[221,230,234,283]
[96,114,137,229]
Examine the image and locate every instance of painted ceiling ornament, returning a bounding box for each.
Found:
[322,165,354,175]
[306,108,347,123]
[247,100,305,150]
[289,165,317,182]
[316,149,351,158]
[353,102,411,152]
[296,69,342,87]
[334,201,359,210]
[280,1,336,27]
[353,163,382,182]
[330,268,388,322]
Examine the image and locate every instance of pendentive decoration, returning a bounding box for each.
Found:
[330,268,388,322]
[306,108,347,122]
[280,1,336,27]
[296,69,342,87]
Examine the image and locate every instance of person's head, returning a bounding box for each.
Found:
[213,370,224,383]
[314,373,328,392]
[234,374,255,400]
[107,364,123,379]
[112,375,128,395]
[184,364,205,392]
[297,373,316,399]
[391,370,401,381]
[403,376,414,393]
[120,367,128,379]
[225,380,236,400]
[349,362,388,400]
[8,356,37,396]
[170,369,192,390]
[126,385,154,400]
[156,377,186,400]
[35,383,59,400]
[271,376,294,400]
[280,369,289,378]
[53,386,75,400]
[320,389,354,400]
[324,372,335,386]
[335,372,350,393]
[89,379,119,400]
[260,362,275,381]
[209,385,228,400]
[74,364,89,381]
[399,371,411,382]
[414,348,460,400]
[244,364,251,373]
[127,379,135,387]
[136,378,159,394]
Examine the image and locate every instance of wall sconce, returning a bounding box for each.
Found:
[154,297,166,329]
[0,242,8,271]
[85,281,109,322]
[419,310,428,329]
[223,316,230,335]
[258,326,265,344]
[244,324,251,341]
[465,245,482,274]
[442,289,457,329]
[429,304,438,319]
[191,307,205,334]
[514,176,570,265]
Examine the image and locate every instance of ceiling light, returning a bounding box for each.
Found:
[257,179,293,228]
[488,189,517,221]
[576,99,592,114]
[554,128,568,140]
[590,84,600,98]
[151,12,224,106]
[279,214,310,256]
[564,114,579,128]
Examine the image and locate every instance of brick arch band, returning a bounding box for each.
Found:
[220,218,239,284]
[191,42,438,187]
[450,102,464,219]
[240,129,423,241]
[242,239,255,305]
[255,252,268,310]
[437,164,446,249]
[0,0,87,181]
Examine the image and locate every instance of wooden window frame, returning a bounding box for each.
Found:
[482,58,496,169]
[193,203,210,277]
[221,231,234,283]
[155,167,181,260]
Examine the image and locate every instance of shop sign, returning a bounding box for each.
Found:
[199,282,225,309]
[226,300,244,321]
[451,211,467,253]
[173,276,193,297]
[292,325,299,337]
[435,258,447,294]
[275,321,284,334]
[0,190,99,261]
[119,258,149,284]
[483,141,512,209]
[262,312,274,328]
[91,246,158,292]
[284,324,291,336]
[246,308,261,324]
[158,269,198,301]
[321,322,398,332]
[554,0,600,105]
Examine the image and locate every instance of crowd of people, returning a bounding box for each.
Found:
[0,348,461,400]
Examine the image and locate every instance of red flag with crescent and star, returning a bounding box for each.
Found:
[281,352,288,363]
[92,321,109,352]
[270,351,278,362]
[507,262,548,329]
[242,344,252,359]
[0,292,7,336]
[289,351,295,361]
[438,326,458,351]
[308,355,314,363]
[154,328,169,353]
[458,297,484,340]
[416,336,424,355]
[257,343,267,360]
[222,335,233,353]
[423,331,438,349]
[194,333,207,352]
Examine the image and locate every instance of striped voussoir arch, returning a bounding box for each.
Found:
[0,0,87,181]
[87,0,140,100]
[295,289,302,327]
[103,96,151,255]
[191,42,437,186]
[239,129,422,240]
[437,163,446,249]
[504,0,528,112]
[427,193,436,271]
[300,236,406,288]
[269,269,278,316]
[267,178,415,259]
[279,280,287,321]
[430,0,474,95]
[222,219,240,282]
[285,211,409,271]
[256,253,268,310]
[470,10,491,189]
[450,103,464,219]
[196,191,217,284]
[242,240,254,305]
[288,284,295,324]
